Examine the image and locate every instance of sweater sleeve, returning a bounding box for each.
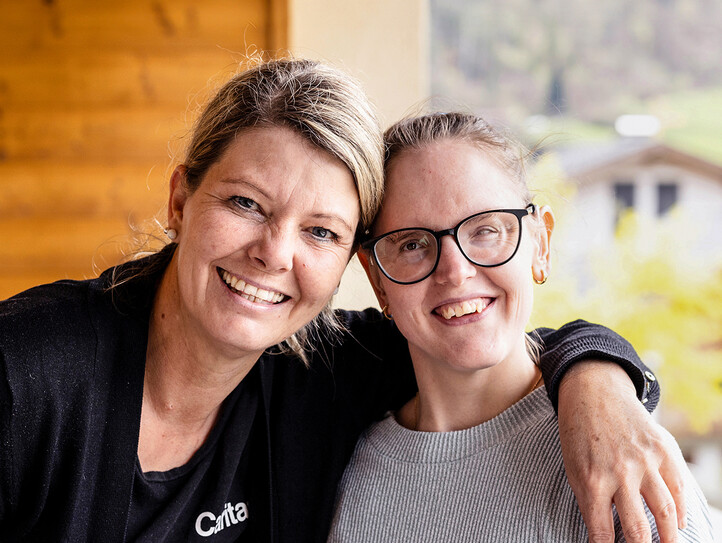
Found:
[534,319,659,413]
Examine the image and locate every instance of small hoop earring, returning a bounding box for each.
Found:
[381,305,393,320]
[165,228,178,241]
[533,269,548,285]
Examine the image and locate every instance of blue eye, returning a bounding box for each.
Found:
[310,226,337,241]
[231,196,259,211]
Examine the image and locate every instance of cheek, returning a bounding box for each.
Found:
[495,261,535,321]
[384,284,426,328]
[298,250,350,298]
[183,205,232,253]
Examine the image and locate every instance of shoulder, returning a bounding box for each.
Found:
[0,248,170,360]
[0,278,112,420]
[334,307,385,333]
[0,280,105,498]
[0,252,161,406]
[0,278,101,357]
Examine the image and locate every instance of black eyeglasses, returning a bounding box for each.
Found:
[361,204,536,285]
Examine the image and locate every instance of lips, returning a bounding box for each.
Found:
[218,268,287,304]
[434,297,491,320]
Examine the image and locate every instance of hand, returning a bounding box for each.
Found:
[557,361,686,543]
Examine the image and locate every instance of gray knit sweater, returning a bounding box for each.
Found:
[328,387,713,542]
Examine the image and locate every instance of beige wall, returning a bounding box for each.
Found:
[287,0,431,310]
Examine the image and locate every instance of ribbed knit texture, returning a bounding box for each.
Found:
[328,388,713,542]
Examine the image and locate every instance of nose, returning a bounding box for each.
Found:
[247,227,295,273]
[433,235,477,286]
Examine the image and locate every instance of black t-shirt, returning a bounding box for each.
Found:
[126,366,265,542]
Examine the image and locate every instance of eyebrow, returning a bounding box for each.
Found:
[218,178,273,200]
[385,230,425,243]
[311,213,356,236]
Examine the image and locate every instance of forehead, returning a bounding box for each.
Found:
[206,126,360,213]
[378,139,523,232]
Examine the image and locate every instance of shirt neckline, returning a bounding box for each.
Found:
[136,365,260,482]
[363,387,553,464]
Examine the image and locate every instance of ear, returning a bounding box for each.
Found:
[532,205,555,280]
[357,250,389,310]
[168,165,190,234]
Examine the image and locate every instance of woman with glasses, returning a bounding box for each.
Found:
[327,112,713,542]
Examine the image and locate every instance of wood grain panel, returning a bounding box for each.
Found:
[0,217,140,271]
[0,52,256,106]
[0,160,169,220]
[0,0,283,299]
[1,1,267,52]
[1,106,186,160]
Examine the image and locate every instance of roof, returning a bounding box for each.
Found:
[553,137,722,182]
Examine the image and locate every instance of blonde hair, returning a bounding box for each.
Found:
[383,111,532,205]
[184,58,384,232]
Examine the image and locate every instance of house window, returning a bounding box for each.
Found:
[657,182,678,216]
[613,181,635,226]
[614,182,635,209]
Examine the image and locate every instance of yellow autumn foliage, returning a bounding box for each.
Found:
[529,154,722,434]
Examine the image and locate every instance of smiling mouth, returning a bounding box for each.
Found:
[218,268,288,304]
[434,298,491,320]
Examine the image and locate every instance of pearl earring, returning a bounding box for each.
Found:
[165,228,177,241]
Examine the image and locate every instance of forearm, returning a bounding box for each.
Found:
[544,322,689,541]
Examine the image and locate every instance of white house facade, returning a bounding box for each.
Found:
[551,138,722,288]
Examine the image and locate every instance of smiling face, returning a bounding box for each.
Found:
[165,125,360,360]
[367,138,551,373]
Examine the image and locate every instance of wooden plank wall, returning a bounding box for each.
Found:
[0,0,283,299]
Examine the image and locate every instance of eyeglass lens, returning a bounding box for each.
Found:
[373,211,522,284]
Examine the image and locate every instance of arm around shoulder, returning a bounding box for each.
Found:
[534,319,659,412]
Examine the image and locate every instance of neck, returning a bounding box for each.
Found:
[144,264,260,426]
[138,262,262,472]
[399,346,542,433]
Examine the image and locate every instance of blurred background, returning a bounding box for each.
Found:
[1,0,720,530]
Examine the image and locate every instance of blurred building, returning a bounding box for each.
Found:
[553,137,722,289]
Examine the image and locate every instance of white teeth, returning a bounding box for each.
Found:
[256,288,272,302]
[438,299,488,320]
[221,269,285,304]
